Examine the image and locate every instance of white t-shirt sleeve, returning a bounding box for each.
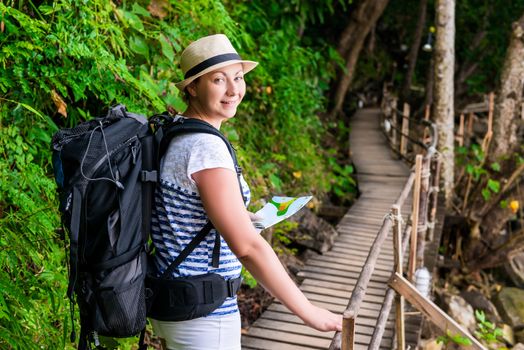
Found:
[161,133,236,193]
[186,134,236,181]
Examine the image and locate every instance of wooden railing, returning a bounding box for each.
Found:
[328,93,488,350]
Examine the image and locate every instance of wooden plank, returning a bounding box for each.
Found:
[307,259,392,277]
[300,284,384,305]
[253,318,336,339]
[308,256,393,273]
[322,252,393,268]
[242,336,319,350]
[268,300,381,318]
[335,235,389,244]
[389,273,487,350]
[259,310,395,331]
[298,271,389,288]
[269,302,385,319]
[331,247,394,259]
[246,327,331,348]
[300,266,390,283]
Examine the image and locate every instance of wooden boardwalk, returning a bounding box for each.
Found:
[242,108,415,349]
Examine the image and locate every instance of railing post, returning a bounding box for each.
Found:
[408,154,422,281]
[400,103,410,158]
[391,98,398,153]
[467,112,474,141]
[457,113,464,147]
[392,204,405,350]
[416,155,431,268]
[341,312,355,350]
[427,156,441,242]
[481,92,495,153]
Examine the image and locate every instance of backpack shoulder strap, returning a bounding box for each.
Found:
[159,117,246,203]
[160,221,214,278]
[154,116,246,271]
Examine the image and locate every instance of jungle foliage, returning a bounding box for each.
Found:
[0,0,350,348]
[3,0,523,348]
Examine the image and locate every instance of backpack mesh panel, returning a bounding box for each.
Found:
[94,253,146,336]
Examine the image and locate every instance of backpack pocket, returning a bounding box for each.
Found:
[93,251,147,337]
[145,273,229,322]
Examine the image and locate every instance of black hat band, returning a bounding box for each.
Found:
[184,53,242,79]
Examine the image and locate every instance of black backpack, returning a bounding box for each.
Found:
[51,105,243,349]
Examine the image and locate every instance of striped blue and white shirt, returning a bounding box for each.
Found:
[151,127,250,317]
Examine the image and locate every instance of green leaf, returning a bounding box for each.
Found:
[129,35,149,60]
[457,146,468,155]
[122,10,144,31]
[482,188,491,201]
[490,162,501,172]
[132,3,151,17]
[159,34,175,62]
[269,173,283,191]
[475,309,486,323]
[223,127,239,142]
[487,179,500,193]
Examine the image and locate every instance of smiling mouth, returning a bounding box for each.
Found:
[221,100,238,105]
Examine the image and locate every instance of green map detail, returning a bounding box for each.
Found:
[269,198,298,216]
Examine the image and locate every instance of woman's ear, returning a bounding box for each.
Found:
[186,82,198,97]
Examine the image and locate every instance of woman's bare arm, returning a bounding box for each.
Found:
[192,168,342,332]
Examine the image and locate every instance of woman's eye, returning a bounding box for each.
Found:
[235,76,244,81]
[214,78,225,83]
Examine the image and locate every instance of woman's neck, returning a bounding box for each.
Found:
[183,106,221,129]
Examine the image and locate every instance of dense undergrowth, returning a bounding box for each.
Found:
[0,1,353,348]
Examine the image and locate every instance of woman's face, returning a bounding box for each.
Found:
[188,63,246,122]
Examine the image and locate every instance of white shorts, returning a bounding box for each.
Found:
[150,312,241,350]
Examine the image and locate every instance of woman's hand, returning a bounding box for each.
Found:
[300,303,343,332]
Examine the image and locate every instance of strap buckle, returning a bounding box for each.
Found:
[141,170,158,182]
[226,277,242,297]
[227,279,235,297]
[235,165,242,176]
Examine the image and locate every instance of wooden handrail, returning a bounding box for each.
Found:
[328,164,420,350]
[328,216,394,350]
[368,220,412,350]
[329,94,441,349]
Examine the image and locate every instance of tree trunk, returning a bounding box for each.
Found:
[401,0,428,100]
[488,13,524,163]
[329,0,390,119]
[433,0,456,209]
[462,13,524,270]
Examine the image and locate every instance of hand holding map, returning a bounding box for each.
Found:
[253,195,313,230]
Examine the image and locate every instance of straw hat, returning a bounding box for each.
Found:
[175,34,258,91]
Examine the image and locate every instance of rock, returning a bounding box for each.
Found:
[515,329,524,344]
[505,252,524,288]
[443,294,477,333]
[494,287,524,329]
[501,323,515,346]
[288,208,338,253]
[513,343,524,350]
[460,289,502,323]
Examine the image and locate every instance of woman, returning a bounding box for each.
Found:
[150,34,342,350]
